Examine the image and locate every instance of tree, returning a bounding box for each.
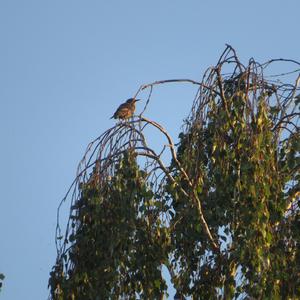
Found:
[0,273,4,293]
[49,45,300,299]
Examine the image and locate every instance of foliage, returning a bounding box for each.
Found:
[49,152,169,299]
[49,46,300,299]
[0,273,4,293]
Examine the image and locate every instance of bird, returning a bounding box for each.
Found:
[110,98,140,120]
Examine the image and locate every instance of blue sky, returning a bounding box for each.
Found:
[0,1,299,299]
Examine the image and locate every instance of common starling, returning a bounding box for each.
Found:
[110,98,140,120]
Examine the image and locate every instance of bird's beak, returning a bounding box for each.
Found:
[135,99,141,102]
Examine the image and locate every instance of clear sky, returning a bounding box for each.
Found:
[0,1,299,299]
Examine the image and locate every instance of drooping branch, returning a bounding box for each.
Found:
[140,116,219,251]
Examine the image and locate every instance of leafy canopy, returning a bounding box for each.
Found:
[49,46,300,299]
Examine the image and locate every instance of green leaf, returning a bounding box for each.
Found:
[154,279,161,289]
